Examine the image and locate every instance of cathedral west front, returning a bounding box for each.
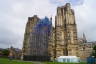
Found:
[23,3,79,61]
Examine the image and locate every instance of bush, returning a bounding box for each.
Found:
[2,49,9,56]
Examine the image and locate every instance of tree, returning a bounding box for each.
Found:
[93,45,96,51]
[2,49,9,56]
[92,45,96,58]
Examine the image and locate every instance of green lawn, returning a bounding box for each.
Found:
[0,58,32,64]
[0,58,87,64]
[45,62,86,64]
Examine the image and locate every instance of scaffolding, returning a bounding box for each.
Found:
[27,17,52,61]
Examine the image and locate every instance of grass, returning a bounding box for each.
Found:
[0,58,32,64]
[45,62,86,64]
[0,58,87,64]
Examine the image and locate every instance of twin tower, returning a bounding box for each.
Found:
[23,3,78,61]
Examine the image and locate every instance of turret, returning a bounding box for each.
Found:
[57,7,62,15]
[65,3,71,11]
[83,33,87,43]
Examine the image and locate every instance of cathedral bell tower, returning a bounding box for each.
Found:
[55,3,78,58]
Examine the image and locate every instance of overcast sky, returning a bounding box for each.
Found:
[0,0,96,49]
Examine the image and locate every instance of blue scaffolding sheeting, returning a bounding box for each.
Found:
[29,17,52,59]
[33,17,52,36]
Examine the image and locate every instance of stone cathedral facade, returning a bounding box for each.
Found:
[49,3,78,60]
[55,3,78,56]
[23,3,78,61]
[23,15,39,56]
[23,16,52,61]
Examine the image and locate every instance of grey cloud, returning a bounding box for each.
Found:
[74,0,96,41]
[0,0,56,49]
[0,0,96,49]
[0,27,23,48]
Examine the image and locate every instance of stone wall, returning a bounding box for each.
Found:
[54,3,78,59]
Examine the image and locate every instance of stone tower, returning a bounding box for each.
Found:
[48,27,56,60]
[23,15,39,56]
[55,3,78,58]
[23,16,52,61]
[23,3,79,61]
